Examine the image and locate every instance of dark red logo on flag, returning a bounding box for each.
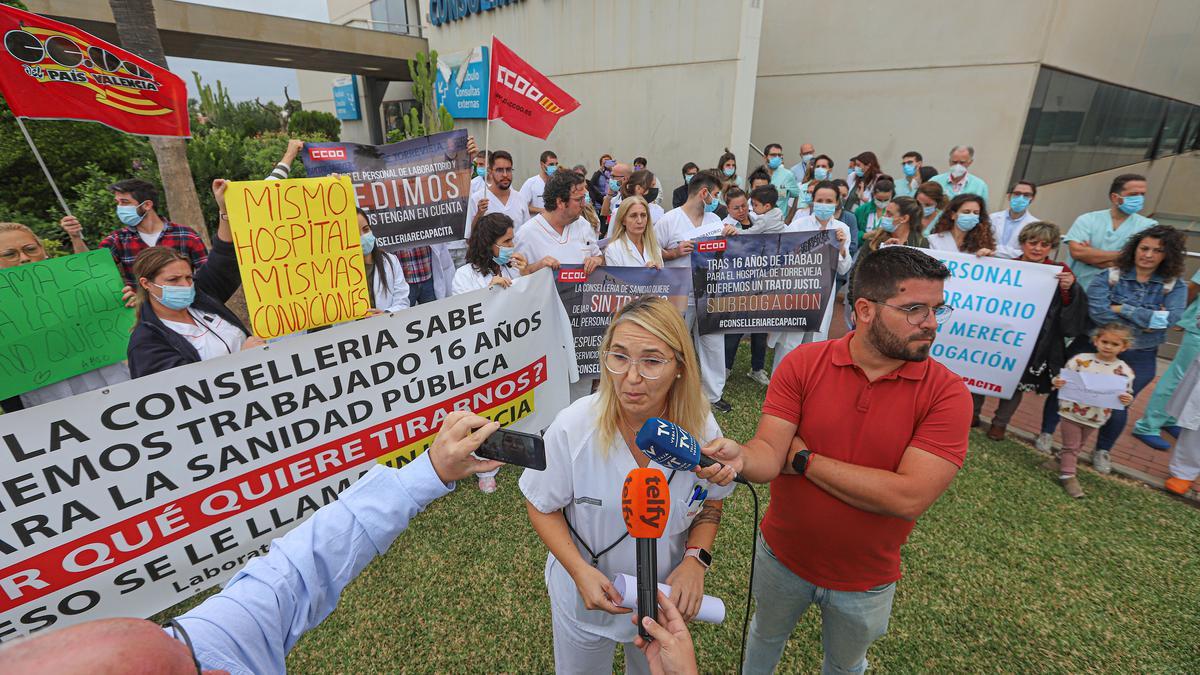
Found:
[697,240,727,253]
[558,268,588,283]
[0,4,189,137]
[308,147,348,161]
[488,37,579,140]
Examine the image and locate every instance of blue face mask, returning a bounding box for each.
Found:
[879,216,897,233]
[723,167,736,177]
[767,156,782,170]
[361,231,377,255]
[813,203,836,220]
[902,163,916,177]
[1009,195,1031,213]
[609,179,621,194]
[874,199,889,210]
[703,192,720,213]
[922,204,937,218]
[475,166,486,178]
[801,153,814,164]
[117,203,146,227]
[493,245,516,266]
[685,173,694,184]
[853,166,865,178]
[545,164,558,176]
[584,193,592,206]
[813,167,829,180]
[955,213,980,232]
[1118,194,1144,215]
[151,282,195,310]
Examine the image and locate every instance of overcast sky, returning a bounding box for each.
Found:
[167,0,331,103]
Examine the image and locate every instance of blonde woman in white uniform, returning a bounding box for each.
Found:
[605,196,664,268]
[521,296,736,675]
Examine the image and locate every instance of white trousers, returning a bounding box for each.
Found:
[551,607,651,675]
[686,307,727,403]
[1169,427,1200,481]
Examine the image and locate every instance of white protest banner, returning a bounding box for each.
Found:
[0,269,571,641]
[925,250,1058,398]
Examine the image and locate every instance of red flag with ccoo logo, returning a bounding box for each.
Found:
[488,36,578,140]
[0,4,189,137]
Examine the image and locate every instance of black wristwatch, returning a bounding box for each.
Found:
[791,449,813,477]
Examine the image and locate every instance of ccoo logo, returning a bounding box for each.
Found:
[697,240,726,252]
[496,65,566,115]
[308,147,347,161]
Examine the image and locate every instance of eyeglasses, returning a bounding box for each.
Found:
[163,618,202,674]
[0,243,43,261]
[870,300,954,325]
[602,351,675,379]
[492,167,513,174]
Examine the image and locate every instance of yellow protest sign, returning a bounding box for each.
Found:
[226,176,370,338]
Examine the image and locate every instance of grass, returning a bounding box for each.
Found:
[154,347,1200,673]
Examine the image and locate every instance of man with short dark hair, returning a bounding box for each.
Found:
[989,180,1039,259]
[895,150,923,197]
[700,246,971,674]
[763,142,800,217]
[470,150,488,193]
[60,178,208,285]
[521,150,559,216]
[673,162,700,209]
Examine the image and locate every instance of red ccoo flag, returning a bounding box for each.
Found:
[488,37,578,140]
[0,4,190,137]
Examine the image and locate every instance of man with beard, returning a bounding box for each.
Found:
[458,150,531,267]
[697,246,971,674]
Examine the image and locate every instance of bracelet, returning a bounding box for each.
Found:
[219,213,229,221]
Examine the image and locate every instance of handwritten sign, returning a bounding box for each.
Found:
[0,250,132,399]
[226,176,370,338]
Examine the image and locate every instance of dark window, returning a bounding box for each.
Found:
[1010,67,1200,186]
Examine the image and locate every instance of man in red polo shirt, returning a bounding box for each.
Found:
[700,245,971,674]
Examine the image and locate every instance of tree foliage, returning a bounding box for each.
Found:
[388,51,454,141]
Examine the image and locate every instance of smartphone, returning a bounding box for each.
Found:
[474,427,547,471]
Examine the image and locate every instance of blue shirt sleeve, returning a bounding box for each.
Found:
[177,453,452,675]
[1087,272,1121,326]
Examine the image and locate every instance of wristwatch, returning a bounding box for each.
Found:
[791,449,813,477]
[684,546,712,569]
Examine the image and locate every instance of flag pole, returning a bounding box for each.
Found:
[14,116,71,215]
[483,34,494,176]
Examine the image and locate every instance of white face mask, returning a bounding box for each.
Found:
[950,163,968,179]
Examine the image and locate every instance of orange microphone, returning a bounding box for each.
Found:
[622,467,670,640]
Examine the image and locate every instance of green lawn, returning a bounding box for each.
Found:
[156,349,1200,673]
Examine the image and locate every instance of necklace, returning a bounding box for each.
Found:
[538,216,570,244]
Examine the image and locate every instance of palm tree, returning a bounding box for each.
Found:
[108,0,208,246]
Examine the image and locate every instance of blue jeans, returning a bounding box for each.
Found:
[725,333,767,371]
[1096,346,1159,450]
[407,279,436,306]
[744,534,896,675]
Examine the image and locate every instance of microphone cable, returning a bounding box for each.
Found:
[738,482,759,675]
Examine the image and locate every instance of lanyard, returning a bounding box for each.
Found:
[563,469,677,567]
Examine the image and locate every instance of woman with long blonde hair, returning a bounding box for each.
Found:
[520,296,736,674]
[605,196,664,268]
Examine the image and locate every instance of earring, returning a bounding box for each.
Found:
[676,374,681,379]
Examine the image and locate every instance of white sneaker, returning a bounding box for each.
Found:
[1035,432,1053,453]
[748,369,771,386]
[1092,449,1112,475]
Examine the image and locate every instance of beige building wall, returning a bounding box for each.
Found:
[416,0,763,188]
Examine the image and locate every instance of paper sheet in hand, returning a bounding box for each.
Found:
[1057,369,1128,410]
[613,573,726,624]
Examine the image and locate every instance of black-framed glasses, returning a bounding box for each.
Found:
[871,300,954,325]
[602,351,675,379]
[163,618,202,674]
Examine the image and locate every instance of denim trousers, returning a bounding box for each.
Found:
[725,332,767,371]
[744,534,896,675]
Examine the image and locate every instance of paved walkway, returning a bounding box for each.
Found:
[825,306,1199,502]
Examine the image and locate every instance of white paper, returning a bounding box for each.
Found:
[613,573,726,624]
[1057,369,1128,409]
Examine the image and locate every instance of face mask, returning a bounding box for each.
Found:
[634,165,644,171]
[723,167,736,177]
[604,160,615,170]
[117,203,146,227]
[685,173,694,184]
[609,179,621,194]
[813,203,836,220]
[493,245,516,266]
[646,188,660,203]
[813,167,829,180]
[902,163,916,177]
[360,231,377,255]
[475,166,486,178]
[955,213,980,232]
[1118,194,1144,215]
[545,165,559,176]
[874,199,889,210]
[768,157,784,170]
[703,192,720,213]
[1009,195,1031,213]
[853,166,864,178]
[922,204,937,218]
[151,282,195,310]
[879,216,897,233]
[950,163,968,178]
[584,193,592,206]
[801,153,814,164]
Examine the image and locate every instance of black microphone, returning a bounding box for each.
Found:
[621,467,670,640]
[635,417,750,485]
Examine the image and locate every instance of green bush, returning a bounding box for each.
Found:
[287,110,340,141]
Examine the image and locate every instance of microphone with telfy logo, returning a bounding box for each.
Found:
[621,467,670,640]
[635,417,750,486]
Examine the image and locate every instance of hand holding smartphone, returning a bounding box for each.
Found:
[473,427,547,471]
